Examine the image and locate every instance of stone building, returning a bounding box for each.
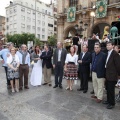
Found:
[57,0,120,41]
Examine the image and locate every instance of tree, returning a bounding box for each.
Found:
[7,33,36,46]
[47,35,57,46]
[34,38,44,47]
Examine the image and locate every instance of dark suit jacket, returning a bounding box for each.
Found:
[53,48,67,66]
[78,52,91,73]
[106,50,120,81]
[91,51,106,78]
[40,51,53,69]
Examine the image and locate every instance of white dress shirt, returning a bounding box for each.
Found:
[58,49,62,61]
[65,53,78,65]
[105,49,113,68]
[82,52,86,59]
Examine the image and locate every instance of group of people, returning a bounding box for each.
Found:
[0,39,120,110]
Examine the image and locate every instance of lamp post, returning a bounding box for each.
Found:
[74,20,88,36]
[90,11,95,26]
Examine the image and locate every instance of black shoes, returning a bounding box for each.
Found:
[53,85,58,88]
[53,85,63,89]
[49,84,52,87]
[90,90,94,94]
[42,83,48,85]
[83,90,87,93]
[77,88,83,91]
[24,86,29,89]
[102,101,109,105]
[107,104,115,109]
[59,85,63,89]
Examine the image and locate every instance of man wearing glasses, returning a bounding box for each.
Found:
[91,43,106,103]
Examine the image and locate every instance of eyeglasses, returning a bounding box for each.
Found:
[94,47,100,48]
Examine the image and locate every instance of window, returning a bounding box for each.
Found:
[37,7,39,11]
[45,10,47,14]
[69,0,78,7]
[14,31,17,34]
[7,25,9,30]
[21,24,25,28]
[42,15,45,19]
[27,17,31,22]
[38,12,41,17]
[13,15,16,20]
[54,27,57,31]
[27,25,31,29]
[10,32,12,35]
[42,21,45,26]
[37,34,40,39]
[33,11,35,15]
[32,26,35,29]
[27,9,31,14]
[14,7,17,12]
[37,20,41,24]
[48,12,51,15]
[48,23,53,27]
[33,19,35,23]
[21,15,25,21]
[42,28,45,32]
[10,9,12,14]
[10,24,13,29]
[21,7,25,12]
[13,23,17,28]
[26,2,28,6]
[37,27,40,31]
[42,35,45,39]
[31,4,33,8]
[10,16,13,21]
[42,9,44,13]
[6,10,9,15]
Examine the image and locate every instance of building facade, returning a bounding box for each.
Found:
[0,16,5,43]
[5,0,56,41]
[57,0,120,41]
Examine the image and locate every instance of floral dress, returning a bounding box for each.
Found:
[7,56,19,80]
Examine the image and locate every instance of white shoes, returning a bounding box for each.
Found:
[12,88,15,93]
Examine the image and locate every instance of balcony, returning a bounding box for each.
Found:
[108,0,120,4]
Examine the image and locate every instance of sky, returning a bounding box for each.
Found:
[0,0,51,16]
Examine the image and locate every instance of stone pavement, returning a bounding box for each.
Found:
[0,65,120,120]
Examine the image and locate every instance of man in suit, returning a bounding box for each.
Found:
[77,45,91,93]
[40,45,53,86]
[91,43,106,103]
[53,42,67,89]
[103,42,120,109]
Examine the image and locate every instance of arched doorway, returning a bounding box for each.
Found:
[92,23,110,39]
[64,25,76,39]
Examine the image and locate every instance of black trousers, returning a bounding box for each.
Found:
[4,66,10,86]
[80,72,89,91]
[54,62,63,86]
[106,81,117,105]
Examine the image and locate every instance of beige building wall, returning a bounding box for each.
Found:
[57,0,120,42]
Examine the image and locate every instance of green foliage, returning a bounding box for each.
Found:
[34,38,44,47]
[6,33,36,46]
[47,35,57,46]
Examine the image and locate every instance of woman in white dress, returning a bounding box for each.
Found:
[30,45,42,86]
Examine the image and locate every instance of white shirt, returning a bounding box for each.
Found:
[16,51,30,66]
[105,49,113,68]
[82,52,86,59]
[58,49,62,61]
[65,53,78,65]
[7,54,19,64]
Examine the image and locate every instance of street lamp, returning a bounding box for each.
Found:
[90,11,95,25]
[74,20,88,35]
